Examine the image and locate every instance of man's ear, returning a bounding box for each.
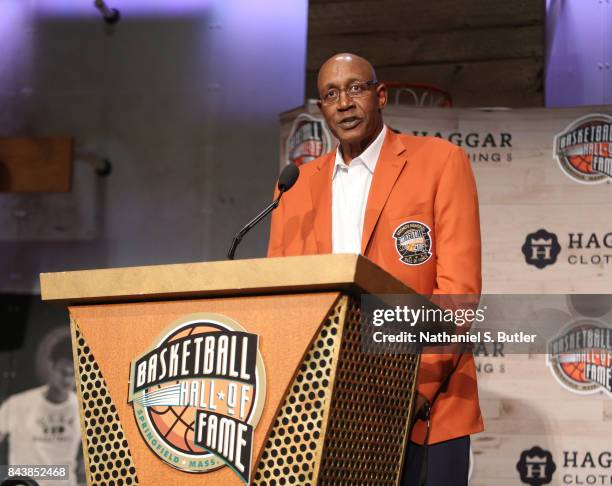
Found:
[377,83,388,109]
[317,99,322,111]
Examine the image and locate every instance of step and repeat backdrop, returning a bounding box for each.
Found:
[280,102,612,486]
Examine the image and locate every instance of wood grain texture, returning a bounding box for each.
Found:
[307,26,543,70]
[40,254,414,305]
[0,136,73,192]
[308,0,544,36]
[306,58,544,107]
[474,354,610,484]
[306,0,545,107]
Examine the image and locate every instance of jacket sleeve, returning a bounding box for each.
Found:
[433,146,482,295]
[267,185,285,257]
[416,146,481,405]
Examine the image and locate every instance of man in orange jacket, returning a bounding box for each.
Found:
[268,53,483,486]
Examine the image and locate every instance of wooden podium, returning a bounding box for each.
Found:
[40,254,420,486]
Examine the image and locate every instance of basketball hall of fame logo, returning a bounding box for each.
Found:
[393,221,432,265]
[553,113,612,184]
[128,313,266,483]
[286,113,332,166]
[547,319,612,397]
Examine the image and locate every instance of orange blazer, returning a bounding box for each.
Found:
[268,127,484,444]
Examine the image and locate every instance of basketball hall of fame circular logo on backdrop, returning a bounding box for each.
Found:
[553,113,612,184]
[546,318,612,397]
[286,113,332,166]
[128,313,266,483]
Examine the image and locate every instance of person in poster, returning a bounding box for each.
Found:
[0,331,84,486]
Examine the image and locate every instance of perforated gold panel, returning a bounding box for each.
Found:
[72,323,140,486]
[252,296,346,485]
[318,297,419,484]
[253,295,419,485]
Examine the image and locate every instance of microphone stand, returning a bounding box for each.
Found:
[226,190,286,260]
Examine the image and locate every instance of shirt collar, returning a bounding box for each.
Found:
[333,125,387,178]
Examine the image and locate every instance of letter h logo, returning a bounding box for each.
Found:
[522,229,561,269]
[517,446,556,485]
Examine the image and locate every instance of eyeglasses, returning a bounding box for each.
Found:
[320,80,379,105]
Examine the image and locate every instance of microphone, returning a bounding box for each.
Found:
[277,163,299,192]
[227,164,299,260]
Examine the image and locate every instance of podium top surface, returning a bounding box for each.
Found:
[40,254,413,305]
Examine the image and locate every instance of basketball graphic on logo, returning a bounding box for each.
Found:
[147,380,202,455]
[567,154,594,175]
[128,314,266,480]
[559,358,586,384]
[558,345,607,385]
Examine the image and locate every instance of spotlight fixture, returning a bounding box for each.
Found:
[94,0,120,24]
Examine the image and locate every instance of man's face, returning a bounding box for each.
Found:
[48,357,75,392]
[317,58,386,147]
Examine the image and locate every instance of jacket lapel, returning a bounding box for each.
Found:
[361,129,408,253]
[310,151,335,253]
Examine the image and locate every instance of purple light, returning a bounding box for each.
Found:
[546,0,608,106]
[36,0,211,18]
[0,1,32,96]
[209,0,308,117]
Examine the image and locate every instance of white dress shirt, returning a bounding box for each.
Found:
[332,125,387,254]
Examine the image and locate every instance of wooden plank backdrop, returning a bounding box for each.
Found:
[306,0,545,107]
[280,103,612,485]
[0,136,72,193]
